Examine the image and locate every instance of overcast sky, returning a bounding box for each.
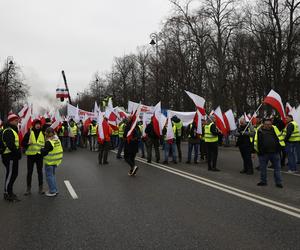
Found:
[0,0,172,110]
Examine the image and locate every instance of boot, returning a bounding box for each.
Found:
[39,185,45,195]
[24,187,31,196]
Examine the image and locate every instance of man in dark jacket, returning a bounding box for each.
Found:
[235,118,255,175]
[2,114,22,202]
[254,118,284,188]
[186,121,200,164]
[123,117,139,176]
[145,119,160,163]
[22,119,45,195]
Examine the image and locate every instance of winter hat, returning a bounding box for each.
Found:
[7,113,19,122]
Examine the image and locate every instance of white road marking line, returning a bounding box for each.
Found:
[64,180,79,200]
[139,157,300,212]
[112,151,300,218]
[135,158,300,219]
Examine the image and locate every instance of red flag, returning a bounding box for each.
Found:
[152,102,162,137]
[127,105,141,142]
[222,113,230,134]
[263,89,286,123]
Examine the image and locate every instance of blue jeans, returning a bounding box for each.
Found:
[286,142,297,171]
[258,153,282,184]
[188,143,199,162]
[164,142,176,162]
[138,139,145,157]
[296,142,300,164]
[45,165,58,193]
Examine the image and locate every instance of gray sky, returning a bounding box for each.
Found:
[0,0,172,110]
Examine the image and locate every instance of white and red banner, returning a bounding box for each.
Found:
[223,109,237,131]
[168,110,196,127]
[185,90,206,115]
[213,106,227,135]
[127,105,142,140]
[263,89,286,123]
[128,101,154,114]
[152,102,162,137]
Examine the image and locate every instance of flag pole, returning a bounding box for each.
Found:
[242,103,263,134]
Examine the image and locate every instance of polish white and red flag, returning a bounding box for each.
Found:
[19,106,32,143]
[165,115,175,143]
[127,104,142,141]
[213,106,227,135]
[286,102,293,115]
[50,110,63,130]
[185,90,206,115]
[193,110,203,134]
[244,112,250,123]
[97,111,105,142]
[18,104,29,119]
[263,89,286,123]
[152,102,162,137]
[223,109,237,132]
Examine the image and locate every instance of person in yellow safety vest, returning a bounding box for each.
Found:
[111,125,119,149]
[204,116,222,171]
[254,118,285,188]
[137,121,145,158]
[2,113,22,202]
[89,120,98,151]
[234,117,255,175]
[41,127,63,197]
[282,115,300,173]
[171,116,183,162]
[116,119,127,159]
[22,119,45,195]
[162,122,177,164]
[69,119,78,151]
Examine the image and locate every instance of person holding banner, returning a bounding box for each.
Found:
[97,118,112,165]
[204,116,222,171]
[234,118,255,175]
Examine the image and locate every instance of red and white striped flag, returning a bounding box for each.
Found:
[185,90,206,115]
[223,109,237,131]
[127,104,141,141]
[152,102,162,137]
[263,89,286,123]
[213,106,227,135]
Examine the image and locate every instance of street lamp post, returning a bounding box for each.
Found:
[149,33,159,102]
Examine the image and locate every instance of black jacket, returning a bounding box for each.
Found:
[256,127,281,155]
[123,122,139,154]
[145,122,159,139]
[2,124,21,160]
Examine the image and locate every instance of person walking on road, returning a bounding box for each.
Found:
[235,118,255,175]
[123,116,139,176]
[89,120,98,151]
[204,116,222,171]
[282,115,300,173]
[254,118,285,188]
[2,114,22,202]
[22,119,45,195]
[41,127,63,197]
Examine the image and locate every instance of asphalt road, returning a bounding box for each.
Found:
[0,145,299,250]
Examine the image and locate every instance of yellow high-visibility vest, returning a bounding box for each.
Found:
[90,125,97,135]
[26,130,45,156]
[282,121,300,142]
[173,121,183,137]
[118,123,125,138]
[3,128,19,154]
[70,125,78,136]
[44,138,63,166]
[254,125,285,153]
[204,123,218,143]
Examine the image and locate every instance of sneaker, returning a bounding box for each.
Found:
[3,193,8,200]
[128,170,133,176]
[257,182,267,186]
[147,160,151,163]
[39,186,45,195]
[287,170,293,173]
[163,161,168,165]
[116,156,122,159]
[132,166,139,176]
[173,161,177,164]
[45,191,57,197]
[276,183,283,188]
